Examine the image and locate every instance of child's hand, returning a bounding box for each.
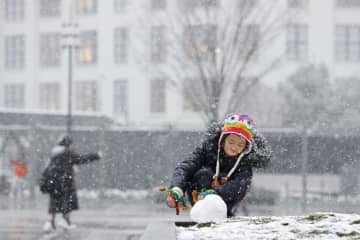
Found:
[197,189,217,200]
[211,179,219,187]
[220,177,227,185]
[166,194,176,208]
[166,187,184,208]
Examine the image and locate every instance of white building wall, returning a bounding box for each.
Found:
[0,0,359,129]
[0,1,3,108]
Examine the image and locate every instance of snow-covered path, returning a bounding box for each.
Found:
[0,195,189,240]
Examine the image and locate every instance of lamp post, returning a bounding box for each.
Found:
[61,4,79,138]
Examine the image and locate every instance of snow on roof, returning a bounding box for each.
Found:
[0,109,119,129]
[177,212,360,240]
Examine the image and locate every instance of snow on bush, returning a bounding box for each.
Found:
[177,212,360,240]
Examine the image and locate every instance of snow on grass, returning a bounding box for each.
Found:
[177,212,360,240]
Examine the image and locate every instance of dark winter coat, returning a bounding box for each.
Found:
[47,145,100,214]
[170,123,272,215]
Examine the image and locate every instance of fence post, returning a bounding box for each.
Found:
[301,129,308,213]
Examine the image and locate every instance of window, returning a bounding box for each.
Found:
[114,0,128,13]
[182,0,218,9]
[4,0,24,21]
[183,24,217,60]
[77,31,97,64]
[150,78,166,113]
[39,83,60,110]
[40,33,61,67]
[3,84,25,109]
[336,0,360,7]
[113,79,128,115]
[151,26,167,63]
[238,24,259,60]
[288,0,308,8]
[114,28,128,64]
[75,81,98,111]
[238,0,257,10]
[152,0,166,9]
[5,35,25,69]
[183,78,201,112]
[77,0,97,15]
[40,0,61,17]
[335,25,360,62]
[286,24,308,61]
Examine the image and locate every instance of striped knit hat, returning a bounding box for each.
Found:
[214,113,256,181]
[220,113,255,153]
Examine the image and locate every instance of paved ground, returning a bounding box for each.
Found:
[1,191,360,240]
[0,194,191,240]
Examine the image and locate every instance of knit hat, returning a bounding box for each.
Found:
[220,113,255,153]
[214,113,256,182]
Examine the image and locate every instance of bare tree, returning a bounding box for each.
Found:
[149,0,286,124]
[278,64,336,130]
[333,76,360,128]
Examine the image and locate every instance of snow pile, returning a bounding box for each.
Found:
[177,212,360,240]
[190,194,227,223]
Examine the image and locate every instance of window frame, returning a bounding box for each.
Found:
[113,79,128,115]
[5,35,25,69]
[77,31,98,65]
[150,25,167,63]
[150,78,166,113]
[3,84,25,109]
[74,81,99,111]
[39,82,61,110]
[114,27,129,64]
[40,33,61,67]
[286,23,308,61]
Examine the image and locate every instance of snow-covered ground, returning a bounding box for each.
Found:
[177,213,360,240]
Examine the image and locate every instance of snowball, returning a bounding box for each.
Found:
[190,194,227,223]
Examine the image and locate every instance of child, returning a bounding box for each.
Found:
[42,136,101,233]
[167,113,272,217]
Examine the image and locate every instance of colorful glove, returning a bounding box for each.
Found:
[198,188,217,199]
[169,187,188,208]
[160,187,189,215]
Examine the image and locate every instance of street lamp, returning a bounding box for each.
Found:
[61,11,79,138]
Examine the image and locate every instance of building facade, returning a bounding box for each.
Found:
[0,0,359,130]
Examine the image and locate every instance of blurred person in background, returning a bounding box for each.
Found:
[9,158,28,200]
[40,136,101,233]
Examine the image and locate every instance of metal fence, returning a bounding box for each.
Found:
[0,127,360,196]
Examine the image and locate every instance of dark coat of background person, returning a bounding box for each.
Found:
[46,145,100,214]
[170,123,272,215]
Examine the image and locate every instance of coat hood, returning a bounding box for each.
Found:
[51,145,66,158]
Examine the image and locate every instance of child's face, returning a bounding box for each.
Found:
[223,134,247,157]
